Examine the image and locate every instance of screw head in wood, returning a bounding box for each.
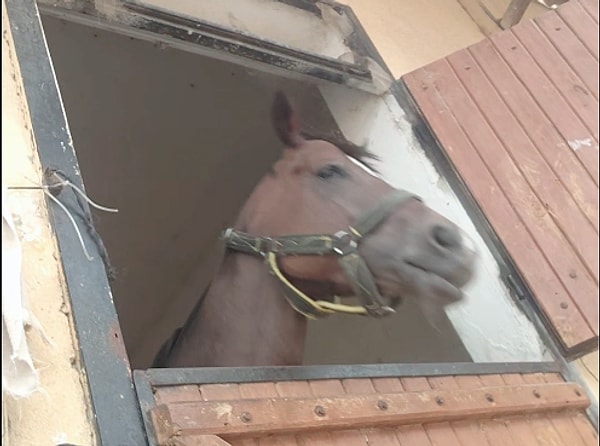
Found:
[377,400,388,410]
[314,405,326,417]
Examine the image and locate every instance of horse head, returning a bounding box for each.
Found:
[227,92,477,322]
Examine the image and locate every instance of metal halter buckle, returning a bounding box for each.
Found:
[258,237,282,256]
[365,305,396,318]
[332,231,358,256]
[220,228,234,241]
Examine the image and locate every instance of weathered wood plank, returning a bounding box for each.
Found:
[481,375,544,444]
[571,411,600,445]
[200,383,243,401]
[394,424,433,446]
[275,381,332,446]
[479,375,548,446]
[371,378,404,393]
[524,373,587,445]
[579,0,599,23]
[505,374,576,445]
[428,376,490,446]
[399,377,430,392]
[403,1,600,354]
[177,435,234,446]
[403,68,596,351]
[308,379,346,396]
[467,40,599,227]
[308,379,367,446]
[515,16,599,131]
[342,378,377,395]
[198,384,257,446]
[525,15,600,140]
[399,378,451,446]
[239,382,297,446]
[341,378,402,446]
[358,427,402,446]
[154,384,201,404]
[490,29,599,183]
[543,373,598,446]
[370,378,433,446]
[536,373,590,446]
[556,1,599,60]
[455,376,517,446]
[447,48,599,283]
[149,383,589,438]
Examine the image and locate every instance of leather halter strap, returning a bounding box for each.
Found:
[221,190,420,319]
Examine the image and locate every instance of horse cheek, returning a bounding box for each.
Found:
[279,256,344,283]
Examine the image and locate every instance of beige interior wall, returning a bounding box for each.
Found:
[2,3,95,445]
[344,0,549,78]
[40,16,472,369]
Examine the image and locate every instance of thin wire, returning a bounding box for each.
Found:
[43,189,94,261]
[7,175,118,274]
[52,173,118,213]
[46,170,117,279]
[8,180,118,213]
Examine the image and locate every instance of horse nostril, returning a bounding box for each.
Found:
[432,225,462,250]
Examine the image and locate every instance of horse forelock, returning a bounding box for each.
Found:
[300,132,380,173]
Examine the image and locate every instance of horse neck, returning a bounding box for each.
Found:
[165,251,309,367]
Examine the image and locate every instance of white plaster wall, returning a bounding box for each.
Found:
[2,3,95,444]
[138,0,354,61]
[320,84,552,362]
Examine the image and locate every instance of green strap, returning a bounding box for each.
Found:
[223,230,336,256]
[350,190,418,238]
[222,190,418,318]
[338,253,396,316]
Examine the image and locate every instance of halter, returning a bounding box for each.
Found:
[221,190,421,320]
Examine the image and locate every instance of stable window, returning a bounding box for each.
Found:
[8,0,589,444]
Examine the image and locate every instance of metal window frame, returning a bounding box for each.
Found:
[37,0,391,95]
[5,0,596,444]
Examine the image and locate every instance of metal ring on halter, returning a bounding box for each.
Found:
[332,231,358,256]
[220,228,234,241]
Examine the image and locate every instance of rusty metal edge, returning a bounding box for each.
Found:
[145,362,561,386]
[134,370,161,446]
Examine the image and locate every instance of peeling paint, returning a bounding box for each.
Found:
[568,138,596,151]
[213,402,233,419]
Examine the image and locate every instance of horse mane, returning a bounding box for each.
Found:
[300,131,380,173]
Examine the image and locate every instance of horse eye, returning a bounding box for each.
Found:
[316,164,347,180]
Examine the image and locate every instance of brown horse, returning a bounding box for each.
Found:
[153,92,477,368]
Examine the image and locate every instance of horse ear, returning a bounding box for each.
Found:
[271,91,303,148]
